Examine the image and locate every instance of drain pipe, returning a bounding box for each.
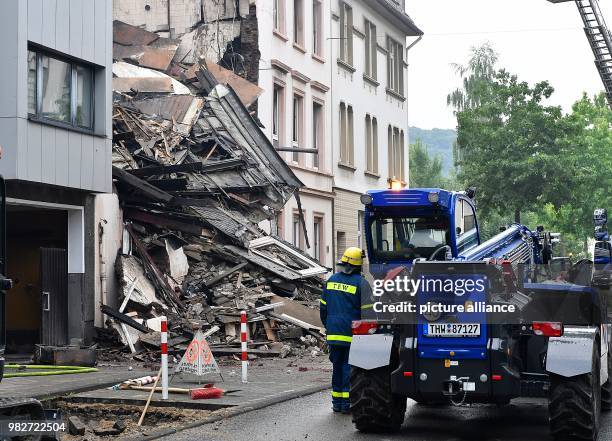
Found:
[405,35,423,186]
[99,219,108,310]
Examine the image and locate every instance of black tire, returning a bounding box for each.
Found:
[351,366,406,432]
[603,349,612,412]
[549,344,601,441]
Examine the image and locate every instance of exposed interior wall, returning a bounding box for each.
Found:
[93,191,124,328]
[114,0,203,36]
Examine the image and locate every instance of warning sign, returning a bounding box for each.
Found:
[174,330,221,377]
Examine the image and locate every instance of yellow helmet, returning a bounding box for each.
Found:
[340,247,364,267]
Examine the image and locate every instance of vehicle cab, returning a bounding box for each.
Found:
[361,188,480,274]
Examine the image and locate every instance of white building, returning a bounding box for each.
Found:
[256,0,334,268]
[330,0,421,263]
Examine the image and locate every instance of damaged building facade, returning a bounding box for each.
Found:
[0,0,113,353]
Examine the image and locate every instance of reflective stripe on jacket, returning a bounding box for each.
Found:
[319,272,371,346]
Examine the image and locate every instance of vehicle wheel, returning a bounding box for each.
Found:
[602,349,612,411]
[351,366,406,432]
[549,343,601,441]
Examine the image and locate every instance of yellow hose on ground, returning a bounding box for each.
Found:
[4,364,98,377]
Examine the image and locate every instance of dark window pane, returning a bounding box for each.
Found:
[76,65,93,127]
[27,51,37,114]
[41,55,71,123]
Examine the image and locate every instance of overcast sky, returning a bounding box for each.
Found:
[406,0,612,130]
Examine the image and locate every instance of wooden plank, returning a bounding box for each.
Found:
[204,262,248,287]
[270,295,323,328]
[262,320,277,342]
[101,305,149,333]
[113,166,174,202]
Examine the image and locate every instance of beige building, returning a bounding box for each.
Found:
[330,0,421,265]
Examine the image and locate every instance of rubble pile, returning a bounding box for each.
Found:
[100,21,328,362]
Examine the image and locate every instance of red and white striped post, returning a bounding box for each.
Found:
[160,316,169,400]
[240,310,248,383]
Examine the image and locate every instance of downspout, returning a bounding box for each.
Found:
[405,35,422,187]
[329,0,336,272]
[98,219,108,310]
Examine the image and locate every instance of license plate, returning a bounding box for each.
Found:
[425,323,481,337]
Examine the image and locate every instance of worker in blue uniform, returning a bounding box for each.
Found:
[320,247,372,413]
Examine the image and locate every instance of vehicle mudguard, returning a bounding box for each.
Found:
[349,334,393,370]
[546,326,598,378]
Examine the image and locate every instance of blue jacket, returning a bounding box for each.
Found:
[320,271,372,346]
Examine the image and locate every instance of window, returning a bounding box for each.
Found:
[364,20,377,80]
[292,213,302,248]
[276,210,285,239]
[274,0,286,34]
[272,82,285,148]
[388,126,405,181]
[387,37,404,96]
[313,215,324,263]
[293,0,304,46]
[365,115,378,174]
[313,0,323,56]
[292,93,304,162]
[339,2,353,65]
[28,48,94,130]
[312,101,323,169]
[370,215,450,261]
[455,199,479,253]
[336,231,347,263]
[339,103,354,166]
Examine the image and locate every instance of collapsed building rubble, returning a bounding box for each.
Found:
[100,21,328,363]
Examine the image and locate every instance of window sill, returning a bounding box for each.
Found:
[28,115,102,137]
[363,74,379,87]
[289,162,333,177]
[336,58,356,73]
[337,161,356,171]
[293,42,307,53]
[385,87,406,102]
[364,170,380,178]
[273,30,288,42]
[312,53,325,64]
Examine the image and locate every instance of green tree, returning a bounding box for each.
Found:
[409,139,445,188]
[448,42,499,112]
[455,70,567,223]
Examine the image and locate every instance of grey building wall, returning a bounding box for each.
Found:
[0,0,112,194]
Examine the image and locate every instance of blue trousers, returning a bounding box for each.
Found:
[329,345,350,409]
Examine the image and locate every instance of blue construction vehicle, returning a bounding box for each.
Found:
[594,209,611,265]
[349,187,611,441]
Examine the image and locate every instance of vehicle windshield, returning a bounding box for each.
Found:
[369,215,450,260]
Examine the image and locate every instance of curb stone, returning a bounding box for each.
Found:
[121,383,330,441]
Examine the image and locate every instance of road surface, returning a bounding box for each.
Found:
[163,390,612,440]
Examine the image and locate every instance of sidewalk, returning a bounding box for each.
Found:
[66,356,331,411]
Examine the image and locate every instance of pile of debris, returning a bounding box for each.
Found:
[100,21,328,362]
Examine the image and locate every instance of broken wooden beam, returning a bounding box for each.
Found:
[112,166,174,203]
[101,305,150,333]
[204,262,248,287]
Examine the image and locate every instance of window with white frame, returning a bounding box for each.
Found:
[313,215,324,262]
[28,48,94,130]
[293,0,304,46]
[339,102,354,166]
[292,93,304,162]
[292,213,302,248]
[364,20,377,80]
[339,2,353,65]
[312,100,323,169]
[313,0,323,57]
[274,0,286,34]
[272,82,285,148]
[365,115,378,174]
[388,126,405,181]
[387,37,404,96]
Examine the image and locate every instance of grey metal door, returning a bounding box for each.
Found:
[40,248,68,346]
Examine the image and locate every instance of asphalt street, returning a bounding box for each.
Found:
[162,390,612,441]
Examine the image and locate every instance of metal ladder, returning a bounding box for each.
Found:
[575,0,612,108]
